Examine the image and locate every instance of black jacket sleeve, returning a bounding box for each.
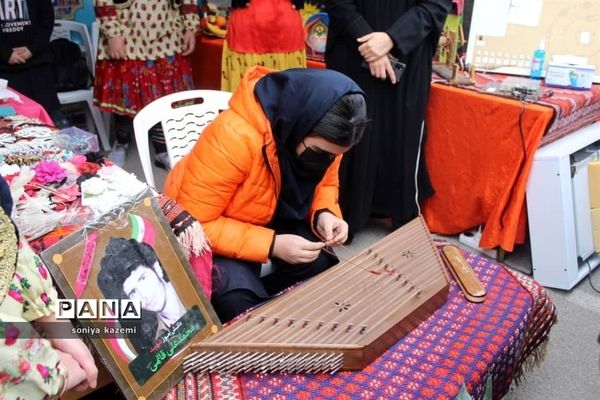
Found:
[0,43,12,64]
[386,0,452,57]
[29,0,55,57]
[326,0,373,40]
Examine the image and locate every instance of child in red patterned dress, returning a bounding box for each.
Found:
[93,0,200,169]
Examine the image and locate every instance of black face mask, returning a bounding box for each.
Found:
[296,145,335,178]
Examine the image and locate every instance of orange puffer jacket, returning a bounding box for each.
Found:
[164,66,342,263]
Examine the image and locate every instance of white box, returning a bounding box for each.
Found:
[545,63,595,90]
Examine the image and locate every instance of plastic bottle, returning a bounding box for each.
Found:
[530,40,546,79]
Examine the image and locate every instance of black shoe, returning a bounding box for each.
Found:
[153,152,171,170]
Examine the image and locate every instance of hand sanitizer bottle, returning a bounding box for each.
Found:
[530,40,546,79]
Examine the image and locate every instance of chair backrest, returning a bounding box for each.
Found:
[133,90,233,188]
[51,19,95,74]
[91,21,99,62]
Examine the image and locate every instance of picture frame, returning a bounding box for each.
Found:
[41,195,221,400]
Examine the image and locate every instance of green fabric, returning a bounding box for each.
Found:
[455,375,494,400]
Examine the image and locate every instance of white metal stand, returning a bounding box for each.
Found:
[526,122,600,289]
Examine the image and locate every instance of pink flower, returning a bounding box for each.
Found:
[0,371,10,385]
[34,161,66,185]
[69,154,87,166]
[36,364,50,379]
[51,183,80,204]
[8,288,24,303]
[5,325,20,346]
[19,360,31,374]
[40,293,50,305]
[35,257,48,280]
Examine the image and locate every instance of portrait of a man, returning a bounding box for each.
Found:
[98,237,186,353]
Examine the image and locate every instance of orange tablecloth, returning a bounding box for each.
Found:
[422,84,554,252]
[191,36,556,252]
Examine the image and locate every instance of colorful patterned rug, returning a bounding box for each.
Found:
[164,244,557,400]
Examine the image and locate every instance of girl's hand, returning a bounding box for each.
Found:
[107,35,127,59]
[182,30,196,56]
[51,338,98,390]
[56,350,88,392]
[316,212,349,246]
[272,234,325,264]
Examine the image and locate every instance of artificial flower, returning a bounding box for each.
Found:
[69,154,87,167]
[85,151,106,164]
[23,177,43,198]
[34,160,66,185]
[0,163,20,177]
[77,161,101,175]
[51,184,80,204]
[81,177,108,196]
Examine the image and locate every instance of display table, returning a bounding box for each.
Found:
[163,246,556,400]
[6,149,556,399]
[423,76,600,289]
[0,87,54,125]
[4,64,557,399]
[422,82,555,251]
[423,74,600,251]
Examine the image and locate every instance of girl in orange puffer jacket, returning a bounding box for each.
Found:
[165,66,368,322]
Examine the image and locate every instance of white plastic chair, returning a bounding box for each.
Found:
[133,90,232,188]
[52,20,110,151]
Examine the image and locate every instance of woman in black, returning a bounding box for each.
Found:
[0,0,64,126]
[326,0,452,237]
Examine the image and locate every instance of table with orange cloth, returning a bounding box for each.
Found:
[423,76,600,253]
[422,83,555,252]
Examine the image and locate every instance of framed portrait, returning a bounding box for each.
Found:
[41,196,221,400]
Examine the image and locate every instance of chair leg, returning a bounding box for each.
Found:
[86,98,111,151]
[102,112,113,139]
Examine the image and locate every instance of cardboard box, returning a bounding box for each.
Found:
[545,62,595,90]
[592,208,600,230]
[594,229,600,253]
[589,161,600,208]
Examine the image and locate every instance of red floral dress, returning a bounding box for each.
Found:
[93,0,199,116]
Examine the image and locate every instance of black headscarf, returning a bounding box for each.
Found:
[254,68,364,222]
